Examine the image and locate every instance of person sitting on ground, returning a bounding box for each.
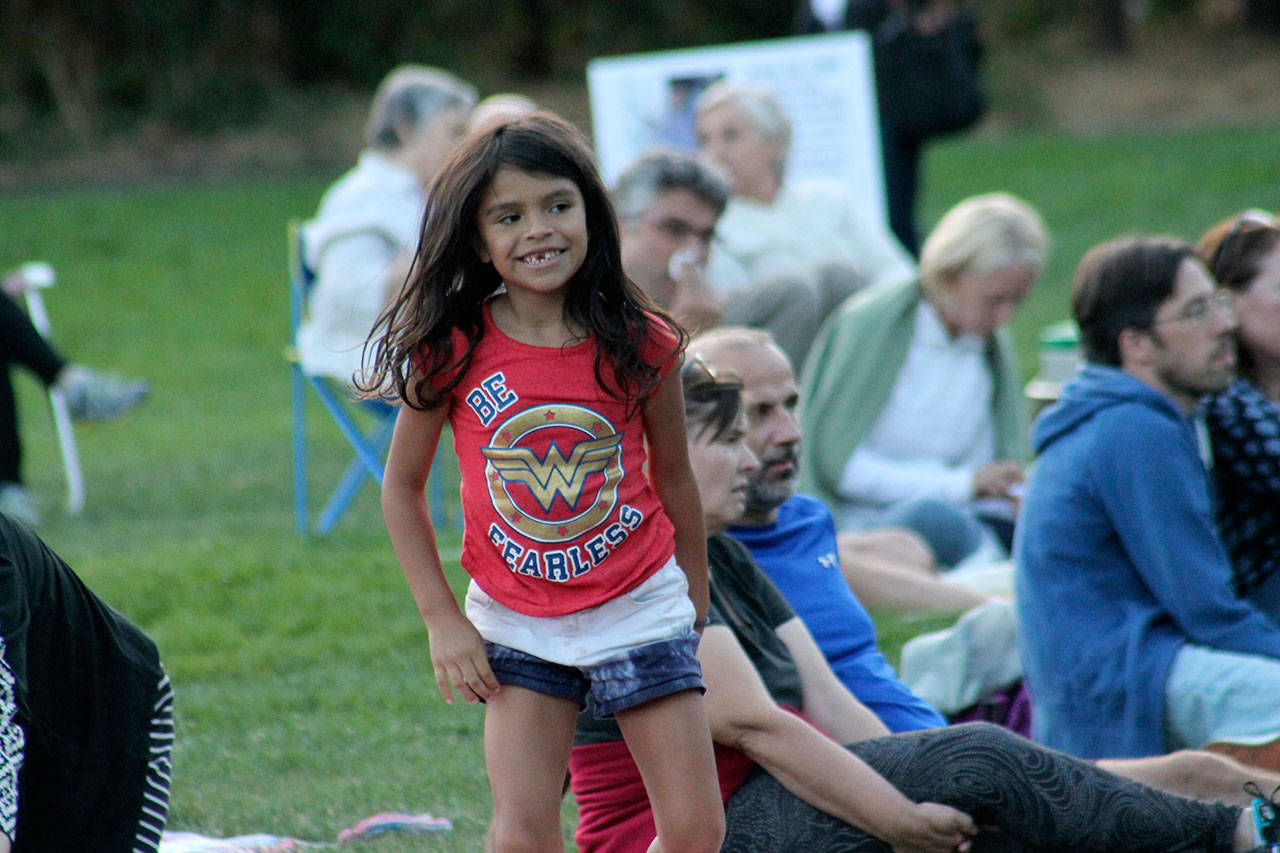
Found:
[799,192,1043,569]
[1197,210,1280,619]
[702,324,1026,732]
[0,512,173,852]
[570,358,1280,853]
[692,80,915,369]
[694,327,990,722]
[296,65,475,383]
[1017,234,1280,769]
[612,149,728,336]
[693,325,1280,798]
[1,269,149,525]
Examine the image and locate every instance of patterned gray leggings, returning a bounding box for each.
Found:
[721,722,1242,852]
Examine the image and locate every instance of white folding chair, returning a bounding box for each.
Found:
[18,262,85,515]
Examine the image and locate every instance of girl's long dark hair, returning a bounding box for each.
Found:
[358,111,685,412]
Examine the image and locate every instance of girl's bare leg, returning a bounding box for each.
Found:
[616,689,724,853]
[484,686,580,853]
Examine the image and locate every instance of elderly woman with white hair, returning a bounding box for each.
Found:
[693,81,916,370]
[798,192,1047,569]
[297,65,476,382]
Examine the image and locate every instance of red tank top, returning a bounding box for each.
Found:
[440,303,679,617]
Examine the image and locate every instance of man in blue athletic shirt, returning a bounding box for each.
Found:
[693,326,951,731]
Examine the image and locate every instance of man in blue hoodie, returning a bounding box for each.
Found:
[1016,235,1280,768]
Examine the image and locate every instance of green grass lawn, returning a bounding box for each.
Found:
[1,120,1277,848]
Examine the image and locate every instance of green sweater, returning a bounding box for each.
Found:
[797,278,1029,513]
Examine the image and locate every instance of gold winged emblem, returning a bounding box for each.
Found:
[482,433,623,513]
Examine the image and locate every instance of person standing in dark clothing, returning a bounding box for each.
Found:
[795,0,978,257]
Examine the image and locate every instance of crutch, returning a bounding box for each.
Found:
[18,262,85,515]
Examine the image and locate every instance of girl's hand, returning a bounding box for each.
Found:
[426,611,501,705]
[886,802,977,853]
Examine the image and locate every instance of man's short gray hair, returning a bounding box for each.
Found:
[691,326,779,364]
[611,149,729,223]
[364,65,477,152]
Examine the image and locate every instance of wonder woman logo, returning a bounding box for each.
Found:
[482,404,624,543]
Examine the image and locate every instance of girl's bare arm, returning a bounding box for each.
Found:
[382,399,499,704]
[642,367,711,624]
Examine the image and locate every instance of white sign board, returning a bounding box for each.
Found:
[587,31,885,225]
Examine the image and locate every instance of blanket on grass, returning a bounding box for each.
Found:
[160,812,453,851]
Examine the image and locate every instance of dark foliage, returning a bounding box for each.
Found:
[3,0,1275,154]
[0,0,793,149]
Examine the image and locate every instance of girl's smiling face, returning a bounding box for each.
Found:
[475,166,589,301]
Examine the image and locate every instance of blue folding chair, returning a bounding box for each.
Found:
[287,220,448,534]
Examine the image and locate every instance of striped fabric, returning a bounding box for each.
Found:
[134,674,175,853]
[0,634,21,842]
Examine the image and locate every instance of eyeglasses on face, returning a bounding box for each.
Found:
[1152,289,1235,326]
[645,216,718,247]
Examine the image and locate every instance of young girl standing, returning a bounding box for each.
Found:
[362,113,724,853]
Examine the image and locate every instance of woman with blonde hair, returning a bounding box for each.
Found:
[798,192,1046,569]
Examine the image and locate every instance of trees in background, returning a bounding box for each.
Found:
[1085,0,1280,52]
[1,0,1275,154]
[0,0,792,151]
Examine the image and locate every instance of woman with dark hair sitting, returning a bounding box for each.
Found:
[569,358,1280,853]
[1198,210,1280,619]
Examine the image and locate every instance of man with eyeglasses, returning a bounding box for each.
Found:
[1016,235,1280,771]
[613,150,826,368]
[613,150,726,335]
